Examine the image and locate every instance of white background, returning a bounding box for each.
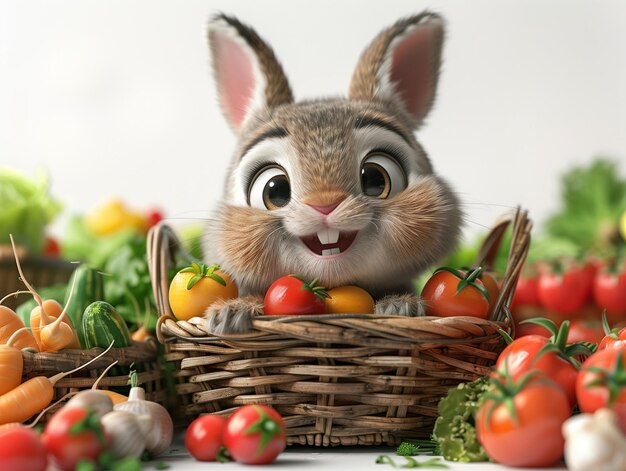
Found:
[1,0,625,239]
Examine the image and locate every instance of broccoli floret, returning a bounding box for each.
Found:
[432,376,490,462]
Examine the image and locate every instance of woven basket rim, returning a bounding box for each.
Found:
[149,208,532,343]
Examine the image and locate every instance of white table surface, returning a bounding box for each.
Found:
[148,435,567,470]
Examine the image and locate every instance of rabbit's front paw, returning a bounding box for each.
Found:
[375,294,426,317]
[205,296,264,335]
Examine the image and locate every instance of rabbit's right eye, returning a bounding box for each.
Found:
[248,166,291,210]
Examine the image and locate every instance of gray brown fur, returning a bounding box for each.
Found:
[203,13,462,333]
[348,12,444,127]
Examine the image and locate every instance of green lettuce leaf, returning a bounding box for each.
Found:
[0,168,62,253]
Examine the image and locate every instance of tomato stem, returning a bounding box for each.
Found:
[484,368,543,428]
[435,266,491,303]
[584,351,626,404]
[69,409,107,446]
[601,310,619,339]
[290,275,331,300]
[181,263,227,290]
[243,406,283,457]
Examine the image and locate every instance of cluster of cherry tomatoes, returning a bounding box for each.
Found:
[185,405,286,465]
[475,316,626,467]
[513,259,626,324]
[263,275,374,315]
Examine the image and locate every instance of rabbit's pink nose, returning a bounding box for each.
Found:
[308,202,340,215]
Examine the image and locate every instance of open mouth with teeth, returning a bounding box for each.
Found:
[300,228,358,257]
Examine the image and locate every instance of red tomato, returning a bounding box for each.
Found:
[599,326,626,350]
[223,405,286,465]
[593,271,626,322]
[146,209,164,228]
[264,276,328,315]
[538,265,593,318]
[576,348,626,433]
[511,275,540,308]
[42,407,108,471]
[495,333,578,407]
[476,376,570,467]
[185,414,227,462]
[421,268,490,318]
[567,319,604,344]
[44,236,60,257]
[0,427,47,471]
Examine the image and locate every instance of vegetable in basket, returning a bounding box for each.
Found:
[169,263,238,321]
[0,343,114,426]
[82,301,132,349]
[421,266,498,318]
[325,285,374,314]
[64,264,105,348]
[11,234,80,352]
[264,275,330,316]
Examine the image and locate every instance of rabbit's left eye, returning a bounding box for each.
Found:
[360,153,407,199]
[248,166,291,210]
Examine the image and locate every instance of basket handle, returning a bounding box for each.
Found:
[474,207,532,323]
[147,223,181,344]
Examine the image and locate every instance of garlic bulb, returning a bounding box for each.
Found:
[66,390,113,417]
[114,384,173,456]
[101,411,152,459]
[563,408,626,471]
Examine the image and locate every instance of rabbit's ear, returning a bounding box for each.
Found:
[348,12,444,128]
[208,14,294,132]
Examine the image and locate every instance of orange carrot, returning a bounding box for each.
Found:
[30,300,80,350]
[0,391,79,432]
[0,328,29,395]
[9,235,80,351]
[91,360,128,405]
[0,305,38,351]
[0,342,114,425]
[38,274,79,352]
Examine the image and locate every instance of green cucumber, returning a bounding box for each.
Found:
[82,301,132,348]
[65,265,105,348]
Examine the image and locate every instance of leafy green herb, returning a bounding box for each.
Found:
[546,158,626,256]
[109,457,142,471]
[154,463,170,470]
[76,460,96,471]
[432,376,490,462]
[396,442,420,456]
[376,455,448,468]
[396,440,439,456]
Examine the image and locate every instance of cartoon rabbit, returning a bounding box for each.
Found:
[203,12,462,333]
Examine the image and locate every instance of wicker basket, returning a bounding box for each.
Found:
[0,245,76,310]
[20,339,167,421]
[148,209,532,446]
